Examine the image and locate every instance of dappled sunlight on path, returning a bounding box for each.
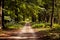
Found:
[20,23,35,33]
[18,22,37,40]
[0,22,51,40]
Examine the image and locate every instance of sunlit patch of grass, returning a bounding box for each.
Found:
[53,24,60,28]
[50,24,60,32]
[6,24,23,29]
[35,28,51,32]
[4,22,24,29]
[32,23,45,28]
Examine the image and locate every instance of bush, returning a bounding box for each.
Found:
[19,21,25,25]
[31,22,36,25]
[53,26,60,31]
[53,24,60,28]
[4,22,23,29]
[32,23,45,28]
[53,24,60,31]
[8,24,22,29]
[52,24,60,32]
[45,23,50,28]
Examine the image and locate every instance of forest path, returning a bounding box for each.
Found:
[0,22,37,40]
[0,22,49,40]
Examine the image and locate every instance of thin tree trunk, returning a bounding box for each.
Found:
[31,15,36,22]
[50,0,54,28]
[15,9,18,23]
[38,13,41,22]
[23,14,25,21]
[15,0,18,23]
[2,0,6,29]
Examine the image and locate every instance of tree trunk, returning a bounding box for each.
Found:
[31,15,36,22]
[50,0,54,28]
[15,9,18,23]
[23,14,25,21]
[2,0,6,29]
[38,13,41,22]
[15,0,18,23]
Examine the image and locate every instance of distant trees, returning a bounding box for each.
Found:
[3,0,60,29]
[56,0,60,24]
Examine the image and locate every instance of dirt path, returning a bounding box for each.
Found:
[0,22,49,40]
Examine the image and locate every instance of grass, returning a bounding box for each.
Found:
[35,28,51,32]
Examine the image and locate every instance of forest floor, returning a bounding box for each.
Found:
[0,28,49,36]
[0,28,60,40]
[0,22,60,40]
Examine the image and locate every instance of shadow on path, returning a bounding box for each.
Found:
[0,22,52,40]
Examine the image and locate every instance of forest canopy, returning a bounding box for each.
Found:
[3,0,60,29]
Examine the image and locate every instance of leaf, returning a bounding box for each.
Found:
[4,16,11,21]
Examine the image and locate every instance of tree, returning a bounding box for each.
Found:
[50,0,54,28]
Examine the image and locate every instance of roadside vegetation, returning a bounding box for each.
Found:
[0,0,60,40]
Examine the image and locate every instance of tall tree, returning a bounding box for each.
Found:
[50,0,54,28]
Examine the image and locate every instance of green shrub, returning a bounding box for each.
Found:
[52,24,60,32]
[54,26,60,31]
[4,22,23,29]
[53,24,60,28]
[32,23,45,28]
[4,22,13,27]
[49,33,60,40]
[19,21,25,25]
[31,22,36,25]
[45,23,50,28]
[8,24,22,29]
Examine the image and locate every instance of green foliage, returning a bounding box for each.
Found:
[55,27,60,31]
[4,16,11,21]
[3,0,60,29]
[53,24,60,28]
[18,21,25,25]
[32,23,45,28]
[48,33,60,40]
[45,23,51,28]
[53,24,60,31]
[4,22,23,29]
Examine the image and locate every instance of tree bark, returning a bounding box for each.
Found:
[23,14,25,21]
[2,0,6,29]
[31,15,36,22]
[15,0,18,23]
[50,0,54,28]
[38,13,41,22]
